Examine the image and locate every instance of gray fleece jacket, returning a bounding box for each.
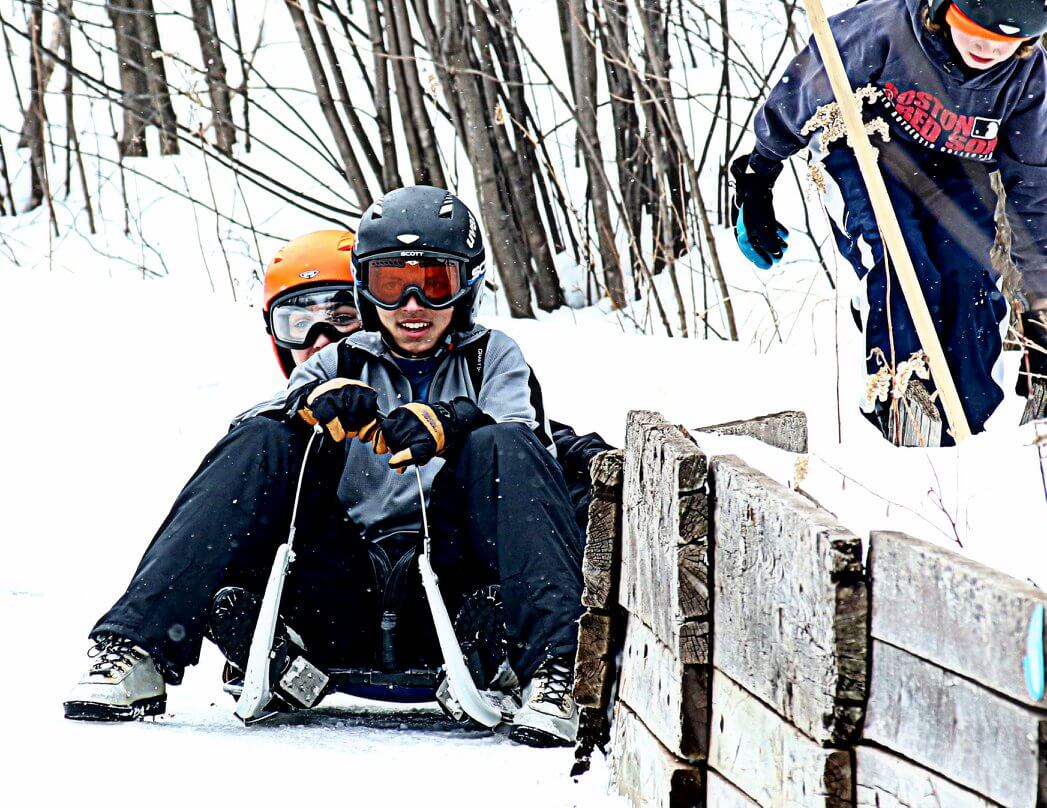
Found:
[239,325,551,540]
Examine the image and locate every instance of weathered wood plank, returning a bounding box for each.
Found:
[711,454,867,745]
[618,615,708,761]
[855,745,999,808]
[870,530,1047,708]
[620,411,710,652]
[698,410,809,453]
[581,496,621,610]
[590,449,624,499]
[625,410,707,498]
[706,770,760,807]
[619,536,709,663]
[865,641,1047,808]
[573,610,614,707]
[611,702,704,808]
[709,672,852,808]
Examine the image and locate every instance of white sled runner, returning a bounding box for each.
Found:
[235,428,504,728]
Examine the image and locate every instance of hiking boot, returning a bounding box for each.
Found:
[64,634,166,721]
[509,655,578,747]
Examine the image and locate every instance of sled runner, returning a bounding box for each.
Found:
[235,426,508,727]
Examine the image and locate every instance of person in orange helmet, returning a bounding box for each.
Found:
[262,230,362,376]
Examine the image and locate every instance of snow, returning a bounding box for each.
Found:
[3,0,1047,802]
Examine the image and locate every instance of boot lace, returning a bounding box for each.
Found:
[87,635,143,678]
[531,656,573,708]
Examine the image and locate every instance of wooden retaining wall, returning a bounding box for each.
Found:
[590,409,1047,808]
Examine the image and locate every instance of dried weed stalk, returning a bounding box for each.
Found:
[801,85,890,151]
[864,347,931,411]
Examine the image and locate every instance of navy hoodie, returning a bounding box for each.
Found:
[752,0,1047,301]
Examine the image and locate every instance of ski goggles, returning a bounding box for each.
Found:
[269,287,360,349]
[359,253,470,310]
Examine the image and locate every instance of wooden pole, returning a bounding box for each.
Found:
[802,0,972,442]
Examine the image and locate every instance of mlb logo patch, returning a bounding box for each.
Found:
[971,118,1000,140]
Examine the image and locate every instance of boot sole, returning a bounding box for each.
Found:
[63,695,166,722]
[508,725,574,748]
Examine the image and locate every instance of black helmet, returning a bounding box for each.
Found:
[929,0,1047,38]
[352,185,487,332]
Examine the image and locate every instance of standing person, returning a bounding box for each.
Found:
[731,0,1047,443]
[65,187,586,747]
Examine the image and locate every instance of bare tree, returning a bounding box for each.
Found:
[133,0,181,154]
[284,0,373,208]
[560,0,627,310]
[190,0,236,154]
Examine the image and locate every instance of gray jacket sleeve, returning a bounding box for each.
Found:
[476,331,541,431]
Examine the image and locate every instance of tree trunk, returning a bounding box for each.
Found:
[389,0,446,188]
[26,0,46,211]
[106,0,149,157]
[598,0,646,294]
[438,0,534,317]
[131,0,180,154]
[284,0,373,208]
[18,17,62,148]
[0,135,15,215]
[630,0,737,339]
[564,0,627,309]
[189,0,236,154]
[384,0,429,185]
[364,0,404,190]
[476,13,562,311]
[61,0,95,232]
[228,0,251,152]
[307,0,384,186]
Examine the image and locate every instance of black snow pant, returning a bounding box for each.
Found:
[93,416,583,685]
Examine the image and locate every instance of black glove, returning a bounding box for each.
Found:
[298,378,380,442]
[371,398,493,470]
[730,153,789,269]
[1017,310,1047,398]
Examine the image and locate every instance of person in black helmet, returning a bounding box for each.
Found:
[66,187,589,748]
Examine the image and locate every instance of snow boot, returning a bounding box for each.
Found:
[206,586,328,710]
[64,634,166,721]
[509,655,579,748]
[436,586,520,725]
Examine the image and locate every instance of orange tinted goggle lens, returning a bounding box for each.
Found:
[945,4,1027,42]
[367,259,462,306]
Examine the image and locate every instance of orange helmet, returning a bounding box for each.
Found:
[263,230,357,377]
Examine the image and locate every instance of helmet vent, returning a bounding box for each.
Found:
[439,195,454,218]
[372,197,385,219]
